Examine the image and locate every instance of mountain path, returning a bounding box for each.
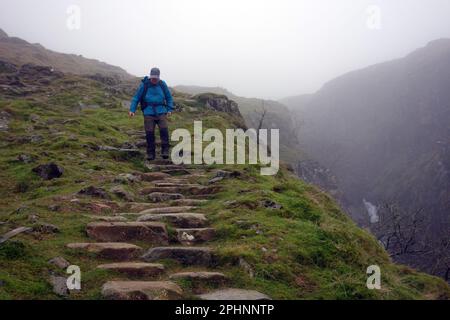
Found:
[65,160,270,300]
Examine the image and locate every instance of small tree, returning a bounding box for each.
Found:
[372,203,425,257]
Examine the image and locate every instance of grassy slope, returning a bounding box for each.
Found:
[0,29,133,80]
[0,75,449,300]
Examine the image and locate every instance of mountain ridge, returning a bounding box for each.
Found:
[0,28,134,80]
[282,38,450,280]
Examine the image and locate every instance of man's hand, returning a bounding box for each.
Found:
[166,112,172,118]
[128,111,135,117]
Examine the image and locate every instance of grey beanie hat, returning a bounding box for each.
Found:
[150,67,160,79]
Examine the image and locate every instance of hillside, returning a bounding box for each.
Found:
[0,61,449,299]
[282,39,450,279]
[0,28,134,81]
[174,85,305,165]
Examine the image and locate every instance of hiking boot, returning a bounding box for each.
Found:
[146,131,156,161]
[160,128,170,160]
[161,145,170,159]
[147,151,156,161]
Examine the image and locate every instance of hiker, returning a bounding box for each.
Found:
[129,67,174,160]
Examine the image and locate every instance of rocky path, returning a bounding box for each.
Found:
[65,161,270,300]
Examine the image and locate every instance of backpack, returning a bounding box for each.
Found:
[139,78,167,114]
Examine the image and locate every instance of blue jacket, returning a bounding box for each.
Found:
[130,76,174,116]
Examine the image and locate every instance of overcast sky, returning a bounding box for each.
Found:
[1,0,450,99]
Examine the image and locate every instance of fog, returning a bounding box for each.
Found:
[1,0,450,99]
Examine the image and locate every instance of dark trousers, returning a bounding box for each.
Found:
[144,115,169,155]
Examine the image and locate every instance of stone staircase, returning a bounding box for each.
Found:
[66,161,270,300]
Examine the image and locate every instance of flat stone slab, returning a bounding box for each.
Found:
[102,281,183,300]
[171,199,207,206]
[197,288,271,300]
[150,165,189,172]
[153,183,201,188]
[148,192,184,203]
[0,226,32,244]
[84,215,127,222]
[139,206,196,214]
[151,179,190,185]
[137,213,208,228]
[142,247,212,266]
[97,262,164,277]
[176,228,216,244]
[138,172,171,182]
[67,242,142,260]
[170,272,227,283]
[162,169,191,176]
[86,222,168,244]
[142,186,220,196]
[121,202,158,212]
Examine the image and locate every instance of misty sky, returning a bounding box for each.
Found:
[1,0,450,99]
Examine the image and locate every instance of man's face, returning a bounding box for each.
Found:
[150,77,159,85]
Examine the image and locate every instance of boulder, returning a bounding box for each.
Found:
[49,275,69,297]
[33,222,60,234]
[32,163,63,180]
[16,154,35,163]
[176,228,216,245]
[78,186,110,199]
[48,257,70,269]
[260,200,282,210]
[0,60,18,74]
[109,185,134,202]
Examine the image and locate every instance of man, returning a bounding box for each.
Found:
[129,67,174,160]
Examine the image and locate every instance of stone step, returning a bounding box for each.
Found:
[86,222,168,244]
[147,159,175,165]
[162,169,192,176]
[97,262,164,277]
[142,247,212,266]
[136,172,171,182]
[150,165,190,172]
[137,213,208,228]
[66,242,142,260]
[120,202,159,212]
[119,206,197,217]
[142,186,220,196]
[139,206,196,214]
[153,182,200,188]
[197,288,271,300]
[175,228,216,245]
[151,179,190,185]
[171,199,207,206]
[147,192,184,203]
[169,271,227,283]
[101,281,183,300]
[84,215,128,222]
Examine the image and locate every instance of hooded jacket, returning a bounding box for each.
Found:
[129,76,174,116]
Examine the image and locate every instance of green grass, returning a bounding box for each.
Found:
[0,74,449,300]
